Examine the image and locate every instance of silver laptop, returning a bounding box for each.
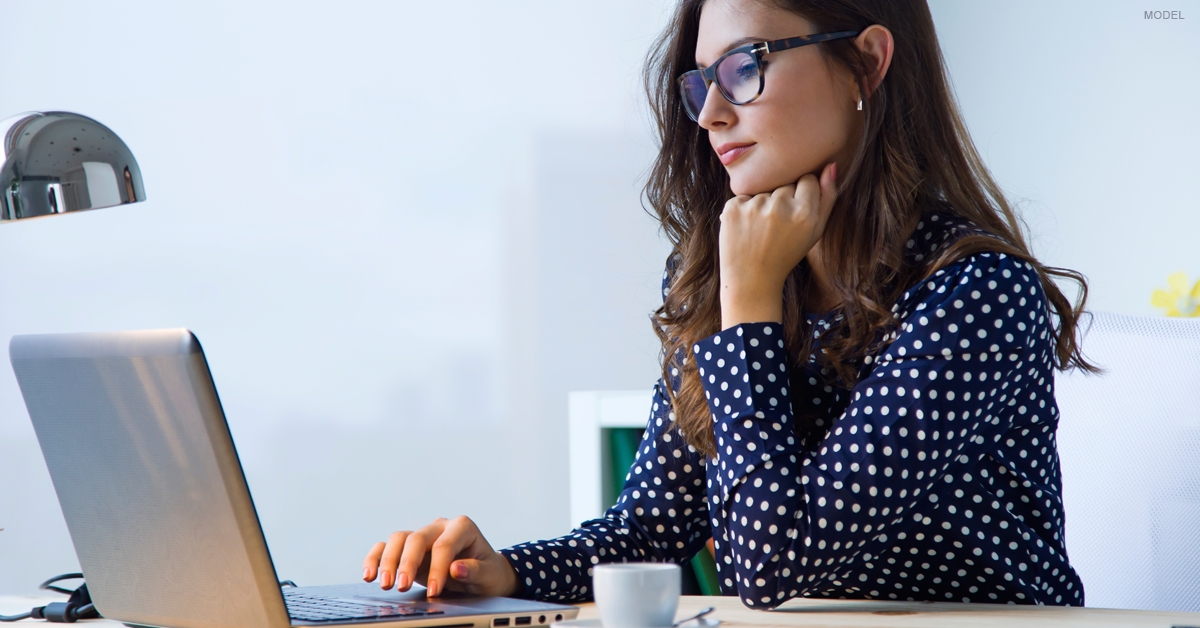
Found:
[9,328,578,628]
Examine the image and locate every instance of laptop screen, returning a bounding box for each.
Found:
[10,329,290,628]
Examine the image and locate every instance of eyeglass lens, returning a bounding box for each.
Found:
[681,51,762,120]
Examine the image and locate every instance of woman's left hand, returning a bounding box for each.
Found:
[717,162,838,328]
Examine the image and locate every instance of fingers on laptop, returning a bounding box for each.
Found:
[366,529,416,590]
[427,516,484,597]
[364,541,386,583]
[398,524,438,592]
[365,516,502,597]
[365,520,443,592]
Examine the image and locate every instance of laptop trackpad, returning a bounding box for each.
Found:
[342,592,480,615]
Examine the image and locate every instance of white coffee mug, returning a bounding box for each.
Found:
[592,563,681,628]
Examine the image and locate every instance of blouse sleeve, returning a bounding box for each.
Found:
[694,252,1054,609]
[501,254,711,602]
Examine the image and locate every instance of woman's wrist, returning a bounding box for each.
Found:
[720,283,783,329]
[497,551,524,597]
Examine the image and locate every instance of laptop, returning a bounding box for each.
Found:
[9,328,578,628]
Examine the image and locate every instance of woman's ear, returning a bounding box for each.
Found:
[856,24,895,97]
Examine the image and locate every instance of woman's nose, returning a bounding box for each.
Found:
[697,82,733,129]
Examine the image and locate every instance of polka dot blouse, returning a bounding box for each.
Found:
[502,212,1084,608]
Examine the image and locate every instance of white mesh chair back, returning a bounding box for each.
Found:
[1056,311,1200,611]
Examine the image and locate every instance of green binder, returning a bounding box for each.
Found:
[689,545,720,596]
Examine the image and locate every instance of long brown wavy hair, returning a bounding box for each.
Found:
[644,0,1099,458]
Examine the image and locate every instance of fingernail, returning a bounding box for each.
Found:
[381,571,391,589]
[429,580,438,597]
[398,572,409,591]
[363,568,370,582]
[452,563,467,579]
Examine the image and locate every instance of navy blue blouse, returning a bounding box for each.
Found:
[502,212,1084,608]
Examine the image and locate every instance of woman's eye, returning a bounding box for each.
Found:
[735,61,759,81]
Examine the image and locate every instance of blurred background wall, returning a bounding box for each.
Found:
[1,0,1195,594]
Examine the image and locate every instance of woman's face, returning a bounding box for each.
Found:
[694,0,861,196]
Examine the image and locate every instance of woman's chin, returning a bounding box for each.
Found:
[729,176,780,197]
[729,167,817,196]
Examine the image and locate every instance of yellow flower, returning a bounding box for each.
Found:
[1151,271,1200,317]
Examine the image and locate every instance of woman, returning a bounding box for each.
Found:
[362,0,1095,608]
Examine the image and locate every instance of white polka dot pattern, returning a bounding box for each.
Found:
[502,213,1083,609]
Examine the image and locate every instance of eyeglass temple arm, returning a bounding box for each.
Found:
[763,30,860,54]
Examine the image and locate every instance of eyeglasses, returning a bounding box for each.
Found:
[678,31,860,122]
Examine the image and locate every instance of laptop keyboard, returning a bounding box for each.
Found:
[284,590,445,622]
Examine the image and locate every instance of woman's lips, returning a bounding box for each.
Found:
[719,143,755,165]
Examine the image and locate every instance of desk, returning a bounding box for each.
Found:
[4,595,1200,628]
[581,595,1200,628]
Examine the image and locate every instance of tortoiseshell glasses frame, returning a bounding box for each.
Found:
[678,30,860,122]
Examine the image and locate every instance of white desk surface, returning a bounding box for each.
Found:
[5,593,1200,628]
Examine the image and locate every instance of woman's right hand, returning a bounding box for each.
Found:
[717,162,838,328]
[362,515,521,598]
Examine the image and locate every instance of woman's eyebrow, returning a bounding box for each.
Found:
[696,35,768,68]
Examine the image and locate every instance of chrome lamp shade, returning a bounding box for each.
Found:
[1,111,145,223]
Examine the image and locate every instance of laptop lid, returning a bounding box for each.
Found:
[10,329,290,628]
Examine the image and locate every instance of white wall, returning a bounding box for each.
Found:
[930,1,1200,312]
[0,0,675,593]
[1,0,1196,597]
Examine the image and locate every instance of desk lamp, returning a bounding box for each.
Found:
[1,111,145,222]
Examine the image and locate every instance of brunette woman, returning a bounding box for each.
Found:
[362,0,1094,608]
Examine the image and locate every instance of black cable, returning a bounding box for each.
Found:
[37,575,83,596]
[0,573,100,622]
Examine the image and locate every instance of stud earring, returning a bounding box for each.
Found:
[856,99,863,111]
